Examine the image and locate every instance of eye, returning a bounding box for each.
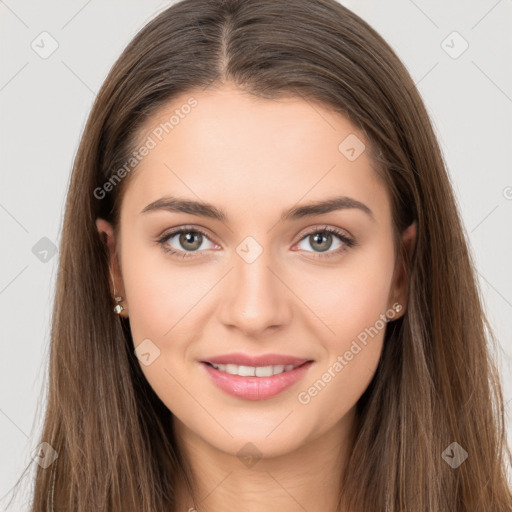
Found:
[294,225,356,259]
[157,224,356,260]
[157,226,218,259]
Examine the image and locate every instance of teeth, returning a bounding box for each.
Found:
[210,363,299,377]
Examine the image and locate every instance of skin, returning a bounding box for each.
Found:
[97,83,416,512]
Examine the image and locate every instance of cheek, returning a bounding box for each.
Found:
[119,239,222,396]
[120,238,206,343]
[292,239,395,348]
[292,242,395,418]
[119,242,204,411]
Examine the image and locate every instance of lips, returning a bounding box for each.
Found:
[199,352,314,400]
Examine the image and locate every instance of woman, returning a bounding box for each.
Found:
[22,0,512,510]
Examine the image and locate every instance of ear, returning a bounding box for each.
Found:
[388,221,417,319]
[96,218,128,317]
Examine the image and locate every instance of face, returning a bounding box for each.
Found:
[97,83,414,459]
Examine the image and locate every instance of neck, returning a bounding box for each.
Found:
[172,407,357,512]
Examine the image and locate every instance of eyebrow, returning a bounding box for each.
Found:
[140,195,375,223]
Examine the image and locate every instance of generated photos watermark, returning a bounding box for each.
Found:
[297,303,402,405]
[93,97,198,200]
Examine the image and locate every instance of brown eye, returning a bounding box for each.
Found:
[178,231,203,251]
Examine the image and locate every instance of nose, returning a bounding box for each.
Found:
[218,248,293,338]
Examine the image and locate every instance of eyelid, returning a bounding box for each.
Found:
[157,224,216,243]
[295,224,354,244]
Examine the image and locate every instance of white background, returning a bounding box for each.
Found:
[1,0,511,509]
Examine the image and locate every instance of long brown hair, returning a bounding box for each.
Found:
[9,0,512,510]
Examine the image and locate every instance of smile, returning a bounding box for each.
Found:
[201,360,314,400]
[206,362,302,377]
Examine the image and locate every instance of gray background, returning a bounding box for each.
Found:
[1,0,511,508]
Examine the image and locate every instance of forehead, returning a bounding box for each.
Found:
[122,84,390,226]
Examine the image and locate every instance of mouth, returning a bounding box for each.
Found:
[200,358,314,400]
[203,361,307,377]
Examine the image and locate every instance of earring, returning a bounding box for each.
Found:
[109,265,125,315]
[113,296,124,315]
[385,303,403,322]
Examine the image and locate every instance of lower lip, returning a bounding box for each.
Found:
[200,361,314,400]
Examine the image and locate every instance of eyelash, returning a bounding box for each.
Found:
[156,224,356,260]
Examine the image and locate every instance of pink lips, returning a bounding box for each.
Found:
[200,352,314,400]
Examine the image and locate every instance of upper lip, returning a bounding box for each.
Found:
[201,353,312,367]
